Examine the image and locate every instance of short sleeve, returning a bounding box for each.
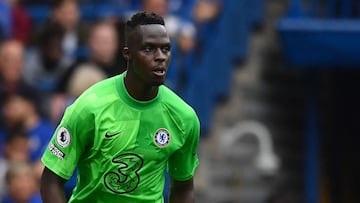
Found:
[41,100,94,180]
[167,114,200,181]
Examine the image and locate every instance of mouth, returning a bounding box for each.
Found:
[152,68,166,77]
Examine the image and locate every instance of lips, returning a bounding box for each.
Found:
[152,68,166,77]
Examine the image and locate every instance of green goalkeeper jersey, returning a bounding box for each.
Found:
[41,72,200,203]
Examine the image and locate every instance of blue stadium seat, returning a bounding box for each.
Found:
[80,4,96,21]
[25,5,50,25]
[95,4,125,19]
[278,19,360,68]
[277,1,360,203]
[182,0,266,134]
[247,0,265,27]
[0,2,12,39]
[278,0,360,68]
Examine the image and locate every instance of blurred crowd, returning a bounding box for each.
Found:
[0,0,241,202]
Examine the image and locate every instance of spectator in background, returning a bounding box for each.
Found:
[0,40,41,127]
[9,0,32,45]
[2,93,54,179]
[58,20,125,94]
[193,0,221,23]
[49,0,87,64]
[142,0,196,52]
[0,130,30,200]
[65,63,106,98]
[3,130,29,162]
[2,162,41,203]
[86,21,126,76]
[53,21,124,123]
[0,0,32,44]
[51,63,106,124]
[23,22,70,99]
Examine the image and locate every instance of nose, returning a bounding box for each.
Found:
[154,48,166,62]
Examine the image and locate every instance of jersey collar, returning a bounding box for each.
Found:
[116,72,161,110]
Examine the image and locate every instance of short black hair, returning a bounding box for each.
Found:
[125,12,165,46]
[126,12,165,29]
[50,0,78,10]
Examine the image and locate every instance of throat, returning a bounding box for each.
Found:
[124,75,159,101]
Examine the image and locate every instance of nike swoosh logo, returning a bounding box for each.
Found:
[105,131,122,138]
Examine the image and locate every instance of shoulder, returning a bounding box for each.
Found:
[159,86,198,121]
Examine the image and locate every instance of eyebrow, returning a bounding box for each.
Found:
[143,41,170,45]
[142,41,171,47]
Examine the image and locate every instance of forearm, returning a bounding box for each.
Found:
[169,189,194,203]
[41,167,67,203]
[169,179,195,203]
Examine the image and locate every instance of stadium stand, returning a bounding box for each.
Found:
[278,0,360,202]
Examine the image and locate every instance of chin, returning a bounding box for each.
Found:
[151,80,165,87]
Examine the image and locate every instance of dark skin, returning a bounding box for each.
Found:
[41,168,67,203]
[123,24,171,101]
[41,24,195,203]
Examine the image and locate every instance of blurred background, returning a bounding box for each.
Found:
[1,0,360,203]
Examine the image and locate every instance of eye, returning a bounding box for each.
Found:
[144,46,154,53]
[161,46,171,53]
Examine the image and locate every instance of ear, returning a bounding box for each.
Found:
[122,47,130,61]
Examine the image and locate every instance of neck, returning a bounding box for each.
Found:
[124,73,159,101]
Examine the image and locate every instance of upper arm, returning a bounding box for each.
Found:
[168,114,200,181]
[40,167,67,203]
[41,101,94,179]
[41,166,67,186]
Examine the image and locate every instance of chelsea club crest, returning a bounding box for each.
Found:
[154,128,170,148]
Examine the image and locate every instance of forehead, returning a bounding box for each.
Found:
[93,24,115,35]
[0,42,23,56]
[132,24,170,44]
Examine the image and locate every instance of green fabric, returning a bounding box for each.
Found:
[41,72,200,203]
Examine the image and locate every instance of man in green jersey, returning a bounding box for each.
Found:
[40,12,200,203]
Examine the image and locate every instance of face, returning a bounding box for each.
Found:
[3,96,30,127]
[89,24,118,64]
[5,135,29,162]
[0,41,24,83]
[126,24,171,86]
[8,169,36,202]
[43,37,63,59]
[53,1,79,31]
[143,0,168,16]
